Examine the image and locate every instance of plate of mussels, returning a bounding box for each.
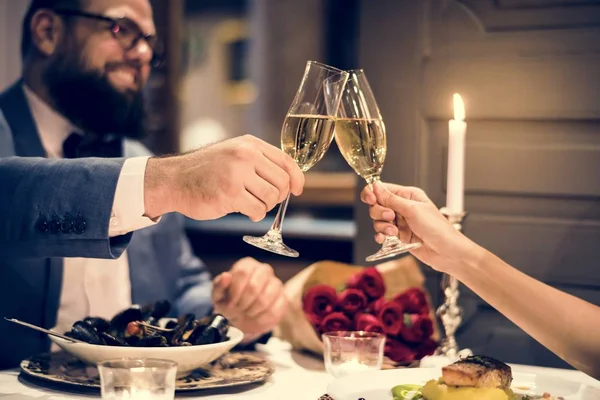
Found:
[50,300,244,377]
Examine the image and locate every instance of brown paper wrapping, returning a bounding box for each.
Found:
[274,256,440,366]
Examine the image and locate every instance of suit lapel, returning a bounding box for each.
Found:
[0,81,46,157]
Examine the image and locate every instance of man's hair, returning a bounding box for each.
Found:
[21,0,85,60]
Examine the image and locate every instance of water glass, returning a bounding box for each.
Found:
[98,358,178,400]
[322,331,386,378]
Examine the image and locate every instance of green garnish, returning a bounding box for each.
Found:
[391,384,424,400]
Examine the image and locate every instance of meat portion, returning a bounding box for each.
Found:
[441,355,513,390]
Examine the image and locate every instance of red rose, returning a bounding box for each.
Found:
[346,267,385,300]
[354,313,385,334]
[367,297,386,315]
[416,337,438,359]
[400,314,434,344]
[302,284,338,322]
[338,289,367,316]
[385,338,416,363]
[393,288,429,315]
[321,312,352,333]
[306,312,322,332]
[346,272,361,289]
[377,301,404,336]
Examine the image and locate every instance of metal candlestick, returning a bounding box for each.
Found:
[434,207,470,361]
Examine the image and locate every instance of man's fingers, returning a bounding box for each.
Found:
[212,272,233,304]
[233,264,273,313]
[245,175,280,213]
[235,190,268,222]
[255,156,290,203]
[246,278,282,318]
[257,139,305,196]
[224,264,255,308]
[251,294,287,334]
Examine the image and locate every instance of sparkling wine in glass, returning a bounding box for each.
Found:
[243,61,349,257]
[334,69,422,262]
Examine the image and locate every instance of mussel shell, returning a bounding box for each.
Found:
[139,300,172,325]
[211,314,230,339]
[140,302,154,321]
[170,313,196,346]
[150,300,171,320]
[185,322,207,345]
[191,314,230,345]
[70,321,104,345]
[83,317,110,333]
[100,332,128,346]
[125,336,140,346]
[164,320,178,330]
[136,334,168,347]
[109,306,143,337]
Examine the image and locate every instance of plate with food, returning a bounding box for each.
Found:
[9,300,244,377]
[326,355,600,400]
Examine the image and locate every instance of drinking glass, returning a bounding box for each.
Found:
[334,69,422,262]
[243,61,349,257]
[98,358,177,400]
[322,331,385,378]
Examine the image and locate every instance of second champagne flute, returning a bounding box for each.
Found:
[243,61,349,257]
[334,69,422,262]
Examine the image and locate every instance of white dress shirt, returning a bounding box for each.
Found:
[22,85,158,347]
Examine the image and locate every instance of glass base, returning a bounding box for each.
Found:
[365,236,422,263]
[243,230,299,258]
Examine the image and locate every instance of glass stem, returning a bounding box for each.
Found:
[366,175,401,243]
[270,193,291,234]
[366,175,379,193]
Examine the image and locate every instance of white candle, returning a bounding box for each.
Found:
[446,93,466,214]
[332,359,371,378]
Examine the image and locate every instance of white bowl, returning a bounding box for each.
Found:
[49,325,244,377]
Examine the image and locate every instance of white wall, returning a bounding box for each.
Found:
[0,0,29,90]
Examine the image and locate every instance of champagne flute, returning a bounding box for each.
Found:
[243,61,349,257]
[334,69,422,262]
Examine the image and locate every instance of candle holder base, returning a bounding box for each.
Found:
[434,208,468,361]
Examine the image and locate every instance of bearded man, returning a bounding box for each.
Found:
[0,0,297,368]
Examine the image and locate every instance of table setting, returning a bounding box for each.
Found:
[2,335,600,400]
[2,256,600,400]
[2,60,600,400]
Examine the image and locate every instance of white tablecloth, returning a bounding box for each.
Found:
[1,338,598,400]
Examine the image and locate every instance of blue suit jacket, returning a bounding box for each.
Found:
[0,81,213,369]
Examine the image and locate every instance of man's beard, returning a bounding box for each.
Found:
[43,50,147,138]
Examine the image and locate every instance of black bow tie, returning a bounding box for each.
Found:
[62,133,123,158]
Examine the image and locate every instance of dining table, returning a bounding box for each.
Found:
[1,337,599,400]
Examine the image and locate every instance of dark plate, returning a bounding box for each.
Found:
[20,351,274,392]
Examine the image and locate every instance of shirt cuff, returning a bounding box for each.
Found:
[108,156,160,237]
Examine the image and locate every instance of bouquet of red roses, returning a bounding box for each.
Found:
[274,257,439,366]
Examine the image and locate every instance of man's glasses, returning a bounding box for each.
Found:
[52,8,165,68]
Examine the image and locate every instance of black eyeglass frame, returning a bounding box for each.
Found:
[51,8,165,67]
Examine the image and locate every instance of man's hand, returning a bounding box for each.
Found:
[211,257,286,341]
[144,135,305,222]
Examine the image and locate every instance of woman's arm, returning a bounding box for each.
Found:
[363,181,600,379]
[457,243,600,379]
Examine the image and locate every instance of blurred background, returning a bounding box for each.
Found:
[1,0,600,369]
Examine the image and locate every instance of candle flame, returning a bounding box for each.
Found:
[453,93,465,121]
